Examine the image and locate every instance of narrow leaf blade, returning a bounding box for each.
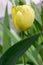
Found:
[3,5,11,53]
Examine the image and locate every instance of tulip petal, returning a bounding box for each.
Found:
[12,6,17,22]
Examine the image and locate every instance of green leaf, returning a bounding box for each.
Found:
[26,51,38,65]
[32,43,43,55]
[40,42,43,60]
[3,5,11,53]
[30,43,43,65]
[0,32,3,39]
[15,0,19,5]
[0,23,20,43]
[0,31,43,65]
[0,24,3,38]
[34,19,42,31]
[31,2,42,25]
[15,0,26,5]
[26,43,43,65]
[41,6,43,26]
[0,45,3,56]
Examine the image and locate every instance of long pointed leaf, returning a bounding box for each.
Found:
[0,31,43,65]
[3,5,11,53]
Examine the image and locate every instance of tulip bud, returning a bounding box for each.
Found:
[12,5,35,31]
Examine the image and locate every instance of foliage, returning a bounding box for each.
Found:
[0,0,43,65]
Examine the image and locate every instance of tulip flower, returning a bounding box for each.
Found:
[12,5,35,31]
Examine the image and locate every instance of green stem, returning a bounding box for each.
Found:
[21,32,26,65]
[23,54,26,65]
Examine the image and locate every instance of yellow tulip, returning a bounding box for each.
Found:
[12,5,35,31]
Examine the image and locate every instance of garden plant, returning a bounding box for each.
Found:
[0,0,43,65]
